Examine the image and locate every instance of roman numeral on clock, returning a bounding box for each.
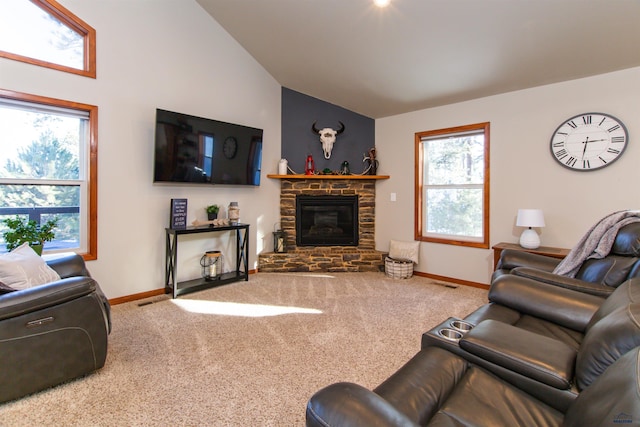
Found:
[554,149,568,159]
[582,115,592,124]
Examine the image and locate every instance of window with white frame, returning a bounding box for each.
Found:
[415,122,490,248]
[0,90,97,258]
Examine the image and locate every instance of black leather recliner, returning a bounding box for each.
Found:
[421,275,640,411]
[461,275,639,349]
[0,253,111,403]
[306,272,640,425]
[306,346,640,427]
[493,222,640,297]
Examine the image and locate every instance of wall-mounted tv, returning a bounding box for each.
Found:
[153,109,263,186]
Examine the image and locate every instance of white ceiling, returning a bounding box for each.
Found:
[196,0,640,118]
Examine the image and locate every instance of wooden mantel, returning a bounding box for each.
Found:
[267,174,390,180]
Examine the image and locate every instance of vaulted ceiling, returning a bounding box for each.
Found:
[196,0,640,118]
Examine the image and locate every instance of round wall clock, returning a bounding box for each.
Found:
[223,136,238,159]
[550,112,628,171]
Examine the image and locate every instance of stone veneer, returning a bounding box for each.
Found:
[258,178,386,272]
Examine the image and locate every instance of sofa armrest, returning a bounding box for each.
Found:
[459,320,577,390]
[489,275,604,332]
[0,277,97,321]
[498,249,561,272]
[306,382,417,427]
[512,267,614,297]
[44,253,91,279]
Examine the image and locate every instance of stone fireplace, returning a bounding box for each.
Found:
[258,175,388,273]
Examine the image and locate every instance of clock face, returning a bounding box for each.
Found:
[550,113,628,171]
[223,136,237,159]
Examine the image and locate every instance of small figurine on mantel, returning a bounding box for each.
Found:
[340,161,350,175]
[363,147,378,175]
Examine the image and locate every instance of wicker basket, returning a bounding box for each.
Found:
[385,256,414,279]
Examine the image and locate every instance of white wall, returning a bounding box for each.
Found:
[0,0,282,299]
[3,1,639,294]
[376,67,640,285]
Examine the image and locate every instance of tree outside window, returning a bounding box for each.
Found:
[0,90,97,258]
[415,122,490,248]
[0,0,96,78]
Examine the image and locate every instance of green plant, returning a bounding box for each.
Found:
[2,216,59,252]
[206,205,220,214]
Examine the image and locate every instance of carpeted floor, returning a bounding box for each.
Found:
[0,272,488,426]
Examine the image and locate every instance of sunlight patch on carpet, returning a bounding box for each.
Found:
[171,299,323,317]
[272,273,337,279]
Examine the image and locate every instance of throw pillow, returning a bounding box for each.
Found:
[0,243,61,290]
[0,280,16,294]
[388,239,420,264]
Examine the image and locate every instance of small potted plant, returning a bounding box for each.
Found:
[2,216,59,255]
[206,205,220,221]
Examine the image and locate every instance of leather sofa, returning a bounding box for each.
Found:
[493,222,640,297]
[0,253,111,403]
[306,346,640,427]
[306,274,640,425]
[422,276,640,411]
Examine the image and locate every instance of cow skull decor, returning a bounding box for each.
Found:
[311,121,345,159]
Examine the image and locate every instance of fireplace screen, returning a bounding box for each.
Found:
[296,195,358,246]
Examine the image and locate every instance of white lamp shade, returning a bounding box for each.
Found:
[516,209,545,228]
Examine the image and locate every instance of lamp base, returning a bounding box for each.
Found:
[519,228,540,249]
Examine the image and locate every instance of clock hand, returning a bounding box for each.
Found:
[581,136,590,159]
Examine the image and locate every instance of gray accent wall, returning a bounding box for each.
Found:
[281,87,375,174]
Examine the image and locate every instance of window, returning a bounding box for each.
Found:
[200,133,215,178]
[415,122,490,248]
[249,138,263,185]
[0,0,96,78]
[0,89,98,259]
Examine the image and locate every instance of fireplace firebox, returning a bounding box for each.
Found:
[296,195,358,246]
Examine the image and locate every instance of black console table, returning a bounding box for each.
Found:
[165,224,249,298]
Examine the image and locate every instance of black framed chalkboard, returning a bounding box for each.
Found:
[170,198,188,229]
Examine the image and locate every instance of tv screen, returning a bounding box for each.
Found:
[153,109,263,186]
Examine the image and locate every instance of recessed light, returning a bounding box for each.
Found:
[374,0,390,7]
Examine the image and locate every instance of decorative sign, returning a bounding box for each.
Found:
[170,199,188,229]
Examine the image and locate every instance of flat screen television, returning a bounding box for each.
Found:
[153,108,263,186]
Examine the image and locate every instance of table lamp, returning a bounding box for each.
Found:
[516,209,545,249]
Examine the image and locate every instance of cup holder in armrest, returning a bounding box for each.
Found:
[450,320,473,333]
[422,317,476,349]
[437,328,464,342]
